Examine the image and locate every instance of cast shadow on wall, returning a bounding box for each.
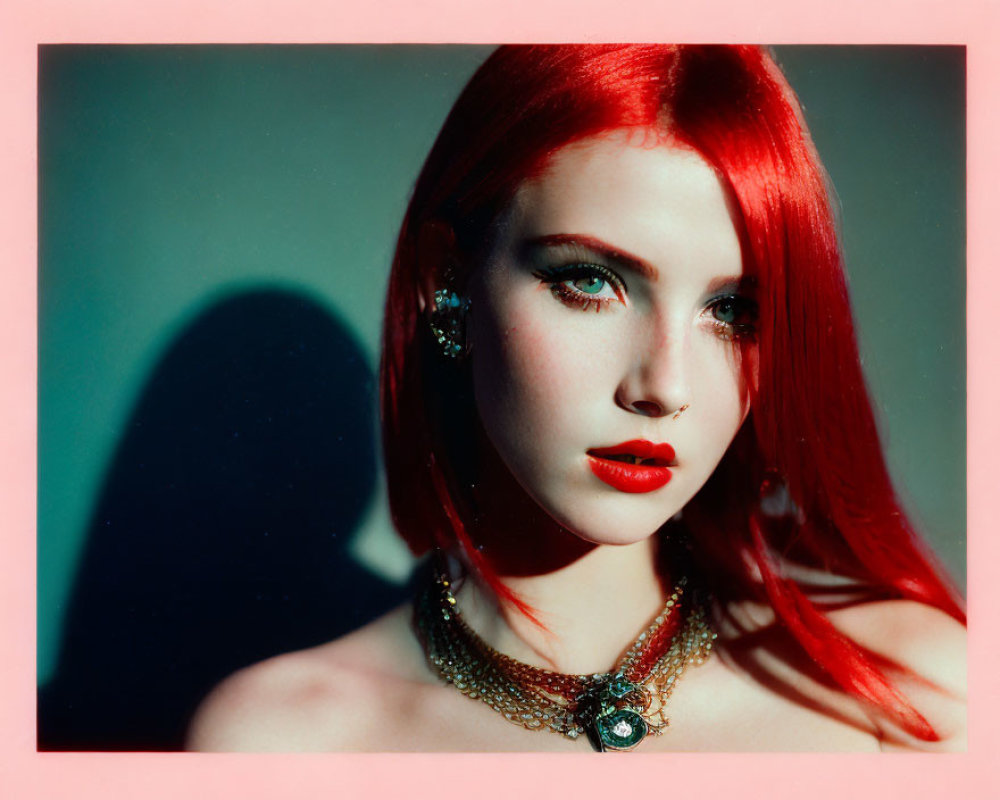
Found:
[39,287,411,750]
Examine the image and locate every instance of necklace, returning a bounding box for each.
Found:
[414,558,716,752]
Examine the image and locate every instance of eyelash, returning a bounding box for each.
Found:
[532,263,627,312]
[704,295,758,341]
[533,263,758,340]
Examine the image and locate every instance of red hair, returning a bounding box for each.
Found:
[380,46,964,740]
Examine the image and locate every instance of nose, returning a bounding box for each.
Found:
[615,321,691,418]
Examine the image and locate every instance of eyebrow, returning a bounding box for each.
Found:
[524,234,756,296]
[523,234,660,281]
[707,275,756,295]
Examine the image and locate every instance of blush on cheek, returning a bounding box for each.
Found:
[510,309,619,397]
[498,320,569,408]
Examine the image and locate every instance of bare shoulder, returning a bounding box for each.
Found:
[827,598,967,751]
[186,604,428,752]
[827,598,966,691]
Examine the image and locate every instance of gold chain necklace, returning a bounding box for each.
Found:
[414,558,716,752]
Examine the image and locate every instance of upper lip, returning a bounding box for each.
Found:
[587,439,677,466]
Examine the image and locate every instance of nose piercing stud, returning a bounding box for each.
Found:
[672,404,690,420]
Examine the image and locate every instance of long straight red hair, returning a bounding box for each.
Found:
[380,45,964,740]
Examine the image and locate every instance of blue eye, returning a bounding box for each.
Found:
[708,295,758,339]
[532,263,627,312]
[712,298,739,324]
[572,275,607,295]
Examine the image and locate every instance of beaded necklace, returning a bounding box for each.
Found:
[414,559,716,752]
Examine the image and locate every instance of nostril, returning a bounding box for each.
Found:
[630,400,665,417]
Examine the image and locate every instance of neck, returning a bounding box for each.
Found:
[446,422,676,674]
[454,537,671,675]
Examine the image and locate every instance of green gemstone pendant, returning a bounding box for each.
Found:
[578,675,654,752]
[596,708,649,751]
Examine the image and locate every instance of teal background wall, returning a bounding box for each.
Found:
[39,46,965,689]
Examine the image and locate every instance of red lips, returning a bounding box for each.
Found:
[586,439,676,493]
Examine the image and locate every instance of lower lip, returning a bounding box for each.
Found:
[587,456,673,493]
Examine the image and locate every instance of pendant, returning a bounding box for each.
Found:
[595,708,649,751]
[577,674,653,753]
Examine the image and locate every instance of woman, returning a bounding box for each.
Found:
[187,45,965,752]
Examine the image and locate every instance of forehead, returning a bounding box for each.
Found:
[507,130,743,279]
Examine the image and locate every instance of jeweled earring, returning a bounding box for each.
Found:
[429,288,470,359]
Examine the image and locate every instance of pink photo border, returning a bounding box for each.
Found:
[3,0,997,797]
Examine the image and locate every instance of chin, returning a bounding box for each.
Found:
[540,466,718,548]
[569,528,664,548]
[542,494,678,548]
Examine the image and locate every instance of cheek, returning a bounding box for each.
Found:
[473,302,566,432]
[713,361,748,425]
[471,289,616,452]
[689,341,750,444]
[730,342,757,423]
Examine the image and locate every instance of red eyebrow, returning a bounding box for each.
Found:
[525,234,660,281]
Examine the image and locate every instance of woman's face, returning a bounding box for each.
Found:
[467,130,754,546]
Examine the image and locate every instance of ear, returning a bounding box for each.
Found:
[415,220,461,314]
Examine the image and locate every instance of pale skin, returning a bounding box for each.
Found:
[187,132,966,753]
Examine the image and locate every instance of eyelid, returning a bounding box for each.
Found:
[534,261,626,287]
[524,234,658,281]
[531,261,628,314]
[529,243,631,285]
[703,293,759,340]
[532,262,628,303]
[707,291,755,304]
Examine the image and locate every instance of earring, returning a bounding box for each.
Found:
[672,404,690,420]
[429,288,470,359]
